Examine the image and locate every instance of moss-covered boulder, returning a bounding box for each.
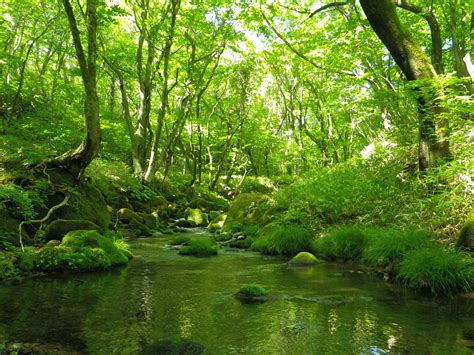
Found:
[33,245,112,272]
[61,230,131,265]
[185,208,204,227]
[289,252,319,266]
[457,208,474,252]
[235,284,268,303]
[44,219,103,241]
[53,184,110,231]
[178,238,218,256]
[223,193,270,233]
[208,213,227,233]
[118,208,156,236]
[32,230,133,273]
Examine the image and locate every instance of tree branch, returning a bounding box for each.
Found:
[309,2,349,18]
[395,0,443,74]
[259,6,354,77]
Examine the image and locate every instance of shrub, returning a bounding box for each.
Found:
[178,238,218,256]
[397,248,473,296]
[251,224,313,255]
[363,229,430,267]
[311,225,375,260]
[238,284,267,297]
[0,184,37,219]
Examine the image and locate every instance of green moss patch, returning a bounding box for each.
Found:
[178,238,218,256]
[33,230,132,272]
[289,252,319,266]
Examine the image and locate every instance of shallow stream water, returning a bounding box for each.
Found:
[0,230,473,354]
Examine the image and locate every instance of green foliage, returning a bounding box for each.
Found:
[240,176,276,193]
[363,230,430,267]
[311,225,374,261]
[251,224,313,255]
[0,184,37,219]
[33,246,111,272]
[0,253,18,279]
[169,236,191,246]
[14,250,34,271]
[178,238,218,256]
[397,248,473,296]
[238,284,267,297]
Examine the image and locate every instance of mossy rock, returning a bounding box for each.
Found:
[241,176,276,194]
[185,208,204,227]
[44,219,103,241]
[229,237,254,249]
[118,208,155,236]
[61,230,130,266]
[214,232,232,242]
[33,246,112,272]
[53,184,110,230]
[457,208,474,252]
[169,236,191,246]
[136,212,158,229]
[235,284,268,303]
[288,252,319,266]
[118,208,141,223]
[208,213,227,233]
[178,238,218,256]
[223,193,270,233]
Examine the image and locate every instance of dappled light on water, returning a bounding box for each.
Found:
[0,233,472,353]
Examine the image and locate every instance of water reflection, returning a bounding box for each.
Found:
[0,234,472,354]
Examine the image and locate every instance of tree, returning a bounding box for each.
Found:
[46,0,101,178]
[360,0,450,171]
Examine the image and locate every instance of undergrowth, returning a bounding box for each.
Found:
[311,224,473,296]
[251,224,313,255]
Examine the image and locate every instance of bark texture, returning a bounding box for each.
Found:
[360,0,450,170]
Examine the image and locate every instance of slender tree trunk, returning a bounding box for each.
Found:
[46,0,101,178]
[144,0,180,182]
[360,0,450,171]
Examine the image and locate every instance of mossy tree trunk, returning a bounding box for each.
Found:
[360,0,450,171]
[46,0,101,178]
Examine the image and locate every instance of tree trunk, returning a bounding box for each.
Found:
[144,0,180,183]
[360,0,450,171]
[46,0,101,178]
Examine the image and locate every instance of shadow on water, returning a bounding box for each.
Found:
[0,232,473,354]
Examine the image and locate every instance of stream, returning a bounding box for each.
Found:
[0,230,473,354]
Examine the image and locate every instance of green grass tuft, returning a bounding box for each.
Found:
[238,284,267,297]
[311,225,376,260]
[362,229,430,267]
[178,238,218,256]
[397,247,473,296]
[251,224,313,255]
